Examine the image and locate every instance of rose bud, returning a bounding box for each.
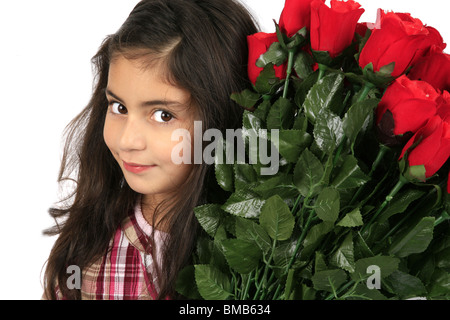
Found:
[399,115,450,180]
[310,0,364,58]
[247,32,287,84]
[279,0,324,37]
[359,10,445,78]
[408,49,450,93]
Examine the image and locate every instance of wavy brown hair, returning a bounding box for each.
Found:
[43,0,257,299]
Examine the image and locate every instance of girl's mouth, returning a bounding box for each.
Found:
[122,161,156,174]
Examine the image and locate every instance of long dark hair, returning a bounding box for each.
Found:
[43,0,257,299]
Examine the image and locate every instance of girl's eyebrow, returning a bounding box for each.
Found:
[105,88,185,107]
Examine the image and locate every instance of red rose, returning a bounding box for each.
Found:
[359,10,445,77]
[376,75,440,136]
[279,0,324,37]
[310,0,364,58]
[355,22,369,38]
[408,49,450,92]
[399,115,450,179]
[448,171,450,193]
[247,32,287,85]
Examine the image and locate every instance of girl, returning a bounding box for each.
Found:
[43,0,258,300]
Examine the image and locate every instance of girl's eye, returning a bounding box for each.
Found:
[153,110,174,123]
[110,102,128,115]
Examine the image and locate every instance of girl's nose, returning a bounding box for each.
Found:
[118,117,146,152]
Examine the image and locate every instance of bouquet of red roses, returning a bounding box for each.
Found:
[176,0,450,300]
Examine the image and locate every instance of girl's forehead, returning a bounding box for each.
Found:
[109,55,185,92]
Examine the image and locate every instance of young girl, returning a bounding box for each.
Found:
[43,0,258,300]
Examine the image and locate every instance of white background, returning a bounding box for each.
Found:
[0,0,448,300]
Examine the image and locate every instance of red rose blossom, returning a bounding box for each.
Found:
[359,10,445,77]
[310,0,364,58]
[399,115,450,179]
[247,32,287,85]
[408,49,450,92]
[376,75,440,136]
[279,0,324,37]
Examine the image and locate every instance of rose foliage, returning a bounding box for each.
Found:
[176,0,450,300]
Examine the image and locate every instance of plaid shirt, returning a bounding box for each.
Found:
[51,203,166,300]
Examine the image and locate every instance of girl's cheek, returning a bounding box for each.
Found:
[103,117,118,153]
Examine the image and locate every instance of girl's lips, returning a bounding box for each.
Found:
[122,161,156,174]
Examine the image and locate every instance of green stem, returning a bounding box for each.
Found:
[434,210,450,227]
[349,144,390,207]
[375,186,438,250]
[282,49,296,99]
[357,81,375,103]
[317,63,327,81]
[255,239,277,300]
[241,271,253,300]
[272,209,316,300]
[362,175,408,234]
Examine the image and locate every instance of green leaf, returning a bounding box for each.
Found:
[303,221,334,248]
[378,189,425,224]
[259,195,295,241]
[253,99,271,123]
[221,189,266,219]
[387,271,427,299]
[313,111,345,154]
[256,41,288,68]
[254,63,282,95]
[315,252,328,272]
[194,264,232,300]
[361,62,395,87]
[175,265,202,299]
[235,217,272,254]
[389,217,435,258]
[242,110,263,134]
[314,187,340,223]
[428,269,450,297]
[311,50,333,67]
[234,163,258,191]
[294,71,319,108]
[293,148,324,197]
[352,256,400,281]
[215,140,234,192]
[331,155,369,189]
[277,129,312,163]
[342,98,379,148]
[230,89,261,109]
[266,97,295,130]
[253,173,298,200]
[330,232,355,273]
[352,283,388,300]
[220,239,262,274]
[242,111,266,164]
[311,269,347,293]
[337,208,363,227]
[293,50,314,79]
[194,204,225,237]
[436,247,450,269]
[404,164,427,183]
[303,72,344,123]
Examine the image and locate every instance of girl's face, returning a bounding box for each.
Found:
[104,55,198,207]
